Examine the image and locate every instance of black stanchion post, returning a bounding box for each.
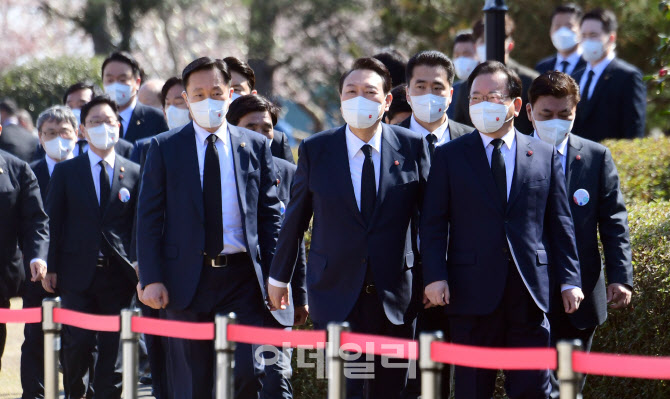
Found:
[215,312,237,399]
[327,322,349,399]
[483,0,508,63]
[121,308,141,399]
[419,331,444,399]
[42,297,61,399]
[557,339,583,399]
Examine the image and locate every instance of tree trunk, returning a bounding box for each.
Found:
[79,1,114,55]
[246,0,281,96]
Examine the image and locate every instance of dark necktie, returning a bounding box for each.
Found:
[118,115,124,139]
[360,144,376,225]
[583,70,595,101]
[491,139,507,208]
[203,134,224,257]
[99,160,110,211]
[77,140,87,155]
[560,60,570,73]
[426,134,437,160]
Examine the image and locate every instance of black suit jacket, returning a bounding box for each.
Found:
[398,116,473,140]
[30,158,50,203]
[0,124,38,163]
[32,138,134,162]
[122,103,169,144]
[0,150,49,299]
[46,152,140,292]
[535,54,587,75]
[572,57,646,141]
[271,130,295,164]
[557,134,633,329]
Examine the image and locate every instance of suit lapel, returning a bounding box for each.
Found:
[125,104,143,142]
[331,127,366,227]
[179,124,205,221]
[507,131,533,211]
[229,125,249,217]
[463,131,504,214]
[565,134,584,195]
[580,58,616,120]
[102,156,124,217]
[370,124,404,225]
[80,153,102,215]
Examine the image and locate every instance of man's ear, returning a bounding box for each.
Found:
[512,97,523,116]
[384,92,393,112]
[525,103,533,121]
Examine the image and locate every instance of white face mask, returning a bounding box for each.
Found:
[86,123,119,150]
[188,98,228,129]
[582,38,606,63]
[104,82,134,106]
[410,94,449,124]
[231,92,242,102]
[43,136,75,161]
[551,27,579,52]
[453,57,479,81]
[165,105,191,130]
[469,101,514,134]
[341,96,383,129]
[71,108,82,126]
[534,117,573,146]
[476,44,487,63]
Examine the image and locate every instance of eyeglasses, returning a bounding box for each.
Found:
[87,119,118,127]
[468,93,511,104]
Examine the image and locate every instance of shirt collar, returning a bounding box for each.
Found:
[556,47,583,65]
[409,114,449,140]
[479,128,515,151]
[585,51,615,75]
[556,134,570,155]
[88,148,116,170]
[45,152,74,174]
[193,120,229,147]
[345,123,382,160]
[119,97,137,122]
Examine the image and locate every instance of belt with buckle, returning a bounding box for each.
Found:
[96,257,110,268]
[363,284,376,294]
[203,252,249,268]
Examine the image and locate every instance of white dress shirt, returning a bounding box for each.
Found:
[409,114,451,146]
[345,124,382,210]
[119,98,137,137]
[193,121,246,254]
[554,48,583,75]
[45,153,74,176]
[579,51,615,100]
[479,129,516,199]
[87,150,115,205]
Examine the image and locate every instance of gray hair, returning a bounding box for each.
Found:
[36,105,78,134]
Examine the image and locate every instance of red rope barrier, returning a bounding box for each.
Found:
[131,316,215,340]
[339,332,418,360]
[53,308,120,332]
[227,325,326,348]
[573,351,670,380]
[431,341,558,370]
[0,307,42,324]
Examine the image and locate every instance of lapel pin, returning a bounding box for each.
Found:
[120,166,125,172]
[0,168,4,174]
[118,187,131,203]
[527,150,533,156]
[276,178,280,186]
[240,142,246,148]
[119,174,124,180]
[575,155,582,161]
[394,160,400,166]
[136,120,141,125]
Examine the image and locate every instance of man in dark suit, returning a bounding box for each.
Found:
[42,96,139,399]
[0,119,49,372]
[137,57,281,399]
[421,61,583,399]
[102,52,169,144]
[572,8,646,141]
[225,56,295,164]
[23,105,78,398]
[526,71,633,397]
[0,99,39,162]
[268,57,429,399]
[535,4,587,75]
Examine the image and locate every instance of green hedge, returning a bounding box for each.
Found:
[0,57,102,118]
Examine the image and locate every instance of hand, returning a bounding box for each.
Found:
[607,283,632,309]
[423,292,436,309]
[294,305,309,326]
[424,280,450,307]
[267,283,290,311]
[561,287,584,314]
[136,282,144,302]
[141,283,169,309]
[42,273,57,293]
[29,260,47,282]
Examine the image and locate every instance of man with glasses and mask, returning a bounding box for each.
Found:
[421,60,583,399]
[535,4,587,75]
[43,95,140,399]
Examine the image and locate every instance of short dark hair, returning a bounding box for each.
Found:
[160,77,184,108]
[528,71,581,106]
[467,60,522,99]
[181,57,231,91]
[0,98,18,116]
[102,51,142,78]
[472,15,515,42]
[373,50,407,87]
[80,95,120,126]
[62,82,96,105]
[454,32,475,45]
[405,50,456,87]
[223,57,256,91]
[226,94,281,127]
[552,3,583,20]
[386,84,412,122]
[339,57,393,94]
[582,8,618,34]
